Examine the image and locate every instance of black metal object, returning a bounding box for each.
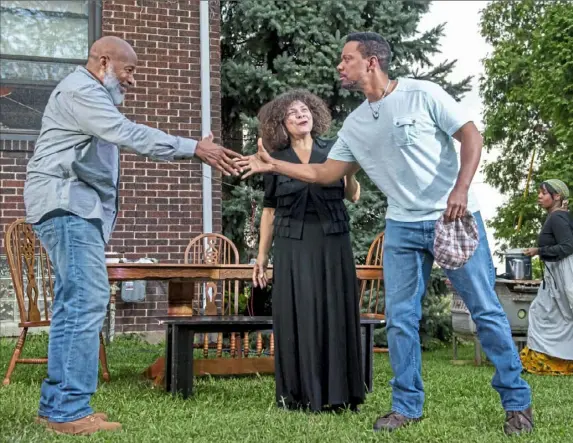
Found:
[161,315,385,399]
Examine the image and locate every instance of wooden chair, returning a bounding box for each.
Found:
[184,233,272,359]
[2,219,110,385]
[359,232,387,352]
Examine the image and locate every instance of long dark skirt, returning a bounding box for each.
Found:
[272,213,365,412]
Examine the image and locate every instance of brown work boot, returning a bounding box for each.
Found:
[504,407,533,436]
[35,412,108,426]
[46,415,121,435]
[373,411,422,432]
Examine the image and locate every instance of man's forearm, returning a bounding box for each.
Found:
[454,129,482,190]
[121,122,197,161]
[269,158,348,185]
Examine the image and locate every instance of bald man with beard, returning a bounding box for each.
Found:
[23,36,242,435]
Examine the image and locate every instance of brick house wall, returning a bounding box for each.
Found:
[0,0,222,336]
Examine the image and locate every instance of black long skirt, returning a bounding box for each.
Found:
[272,213,365,412]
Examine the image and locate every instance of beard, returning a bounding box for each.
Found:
[103,66,125,105]
[340,78,361,92]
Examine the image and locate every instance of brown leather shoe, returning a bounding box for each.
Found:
[373,411,422,432]
[504,407,534,436]
[46,415,121,435]
[35,412,108,426]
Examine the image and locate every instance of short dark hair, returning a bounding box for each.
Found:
[346,32,392,72]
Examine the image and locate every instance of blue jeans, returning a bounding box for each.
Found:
[383,212,531,419]
[33,213,109,422]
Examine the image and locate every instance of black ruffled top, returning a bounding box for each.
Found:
[262,137,351,239]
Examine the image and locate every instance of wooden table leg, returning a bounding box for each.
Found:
[168,281,195,316]
[362,324,374,393]
[474,336,482,366]
[106,282,119,344]
[170,324,195,398]
[165,324,173,393]
[144,280,196,385]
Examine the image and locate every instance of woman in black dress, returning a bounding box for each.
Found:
[252,89,365,412]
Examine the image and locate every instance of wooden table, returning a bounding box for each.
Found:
[106,263,384,394]
[107,263,383,316]
[107,263,382,282]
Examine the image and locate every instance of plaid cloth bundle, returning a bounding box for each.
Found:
[434,211,479,270]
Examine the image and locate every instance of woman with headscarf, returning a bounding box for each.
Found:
[521,179,573,375]
[252,89,365,412]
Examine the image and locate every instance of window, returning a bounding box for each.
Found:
[0,0,101,137]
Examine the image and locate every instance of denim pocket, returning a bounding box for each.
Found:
[33,219,60,252]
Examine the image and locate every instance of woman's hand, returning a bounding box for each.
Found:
[252,254,269,288]
[523,248,539,257]
[236,138,274,179]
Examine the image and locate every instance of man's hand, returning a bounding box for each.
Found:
[523,248,539,257]
[235,138,274,179]
[195,133,243,176]
[444,186,468,222]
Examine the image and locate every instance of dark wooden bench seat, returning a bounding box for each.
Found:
[159,315,386,399]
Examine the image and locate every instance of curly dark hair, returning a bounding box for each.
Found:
[257,89,332,152]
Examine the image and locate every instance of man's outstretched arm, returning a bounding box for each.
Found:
[238,138,357,184]
[72,86,243,176]
[269,158,356,185]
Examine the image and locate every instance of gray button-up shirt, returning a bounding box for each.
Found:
[24,67,197,243]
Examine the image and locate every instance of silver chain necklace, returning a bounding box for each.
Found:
[368,79,392,120]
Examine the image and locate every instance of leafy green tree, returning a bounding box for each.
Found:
[480,0,573,251]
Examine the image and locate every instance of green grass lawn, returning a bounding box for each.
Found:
[0,333,571,443]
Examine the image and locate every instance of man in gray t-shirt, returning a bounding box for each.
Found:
[239,32,532,436]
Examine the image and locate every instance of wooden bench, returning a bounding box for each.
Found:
[159,315,385,399]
